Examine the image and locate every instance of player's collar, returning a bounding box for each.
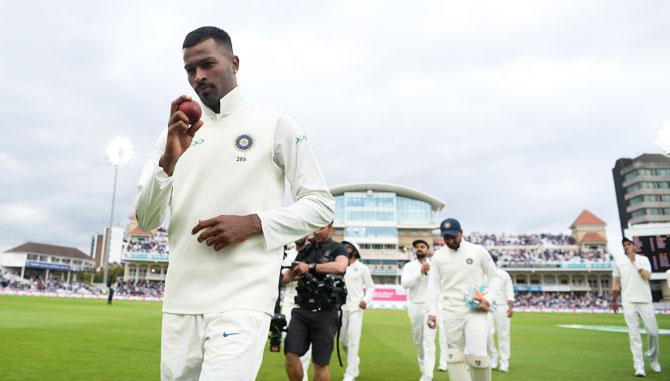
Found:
[203,86,244,119]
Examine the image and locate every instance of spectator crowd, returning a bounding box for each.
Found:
[514,292,611,309]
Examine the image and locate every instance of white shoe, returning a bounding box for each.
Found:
[438,364,448,372]
[635,369,646,377]
[491,357,499,369]
[343,375,355,381]
[650,361,661,373]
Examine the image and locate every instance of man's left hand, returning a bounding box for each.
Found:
[476,298,491,312]
[192,214,262,251]
[292,262,309,275]
[359,300,367,310]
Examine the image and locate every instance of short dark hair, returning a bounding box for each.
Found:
[183,26,233,54]
[622,238,634,245]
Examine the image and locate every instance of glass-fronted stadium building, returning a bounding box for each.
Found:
[330,183,445,284]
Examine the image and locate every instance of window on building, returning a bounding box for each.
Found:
[345,226,398,238]
[624,172,637,181]
[396,196,432,224]
[27,254,38,260]
[631,210,646,218]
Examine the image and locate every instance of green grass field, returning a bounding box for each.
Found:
[1,295,669,380]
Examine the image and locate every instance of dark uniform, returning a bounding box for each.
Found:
[284,239,347,365]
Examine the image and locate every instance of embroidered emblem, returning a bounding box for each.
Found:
[235,134,254,151]
[466,258,474,265]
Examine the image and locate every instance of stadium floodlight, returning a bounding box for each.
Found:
[106,137,135,166]
[654,122,670,157]
[103,137,135,287]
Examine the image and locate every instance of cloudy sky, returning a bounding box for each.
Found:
[1,0,669,256]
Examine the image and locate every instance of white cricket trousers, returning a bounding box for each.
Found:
[487,305,511,363]
[407,303,436,380]
[161,310,270,381]
[443,310,489,356]
[341,308,364,378]
[622,302,660,370]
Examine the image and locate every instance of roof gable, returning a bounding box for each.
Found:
[5,242,92,261]
[580,232,607,243]
[571,210,606,227]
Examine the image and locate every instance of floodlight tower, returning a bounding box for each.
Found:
[103,137,134,286]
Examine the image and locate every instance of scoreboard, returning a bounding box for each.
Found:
[633,235,670,272]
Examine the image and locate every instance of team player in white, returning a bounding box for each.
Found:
[611,238,662,377]
[401,239,446,381]
[427,218,501,381]
[340,240,375,381]
[486,254,514,373]
[135,26,334,381]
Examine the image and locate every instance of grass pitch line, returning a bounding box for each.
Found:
[558,324,670,335]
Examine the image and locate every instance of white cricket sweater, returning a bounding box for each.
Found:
[612,254,652,304]
[427,240,501,315]
[492,268,515,306]
[343,260,375,311]
[401,259,430,304]
[134,87,334,314]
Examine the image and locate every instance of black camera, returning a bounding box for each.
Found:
[268,312,287,352]
[295,272,347,310]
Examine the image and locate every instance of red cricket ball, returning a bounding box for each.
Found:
[178,100,202,124]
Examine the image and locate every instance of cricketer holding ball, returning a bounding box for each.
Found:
[135,26,334,381]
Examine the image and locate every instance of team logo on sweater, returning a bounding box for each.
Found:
[235,134,254,151]
[466,258,474,265]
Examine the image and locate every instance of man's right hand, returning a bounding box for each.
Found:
[611,299,619,313]
[159,95,204,176]
[420,262,430,274]
[427,314,437,329]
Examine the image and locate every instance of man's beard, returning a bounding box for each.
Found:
[447,242,460,250]
[416,253,427,260]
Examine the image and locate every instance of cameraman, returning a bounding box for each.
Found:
[282,236,312,381]
[283,223,348,381]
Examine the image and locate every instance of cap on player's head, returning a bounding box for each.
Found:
[440,218,462,237]
[412,239,430,249]
[342,240,362,259]
[622,237,634,245]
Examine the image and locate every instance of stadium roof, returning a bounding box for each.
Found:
[580,232,607,243]
[330,183,445,212]
[4,242,92,260]
[570,210,606,227]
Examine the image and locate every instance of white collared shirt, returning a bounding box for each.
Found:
[344,260,375,311]
[612,254,652,304]
[493,268,514,306]
[401,259,430,304]
[427,241,501,315]
[134,87,334,314]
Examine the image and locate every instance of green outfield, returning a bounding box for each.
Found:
[0,295,668,380]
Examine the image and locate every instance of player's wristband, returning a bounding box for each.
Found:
[309,263,317,275]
